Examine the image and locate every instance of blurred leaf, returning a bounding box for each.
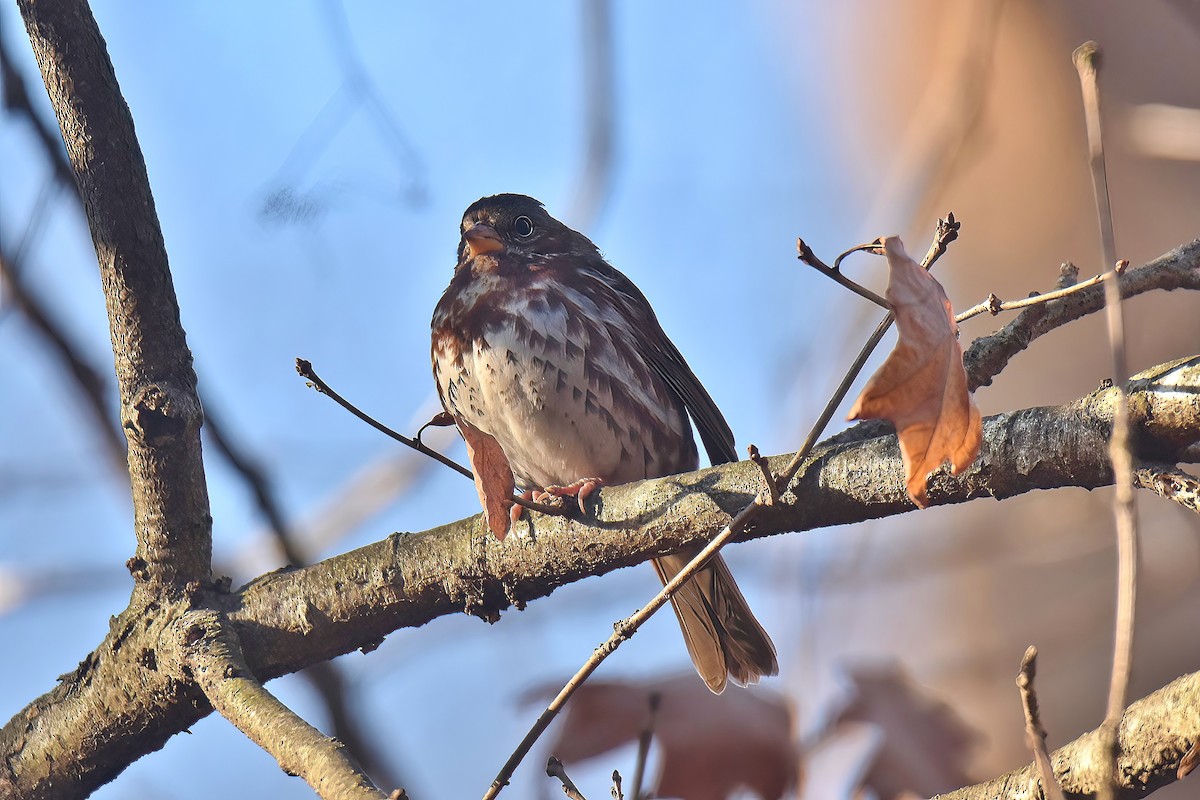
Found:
[832,664,981,799]
[533,675,798,800]
[848,236,982,506]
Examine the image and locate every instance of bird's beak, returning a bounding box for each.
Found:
[463,223,505,259]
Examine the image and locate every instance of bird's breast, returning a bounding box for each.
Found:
[432,275,697,488]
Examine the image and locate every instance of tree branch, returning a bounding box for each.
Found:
[3,352,1198,797]
[227,357,1200,681]
[17,0,211,585]
[934,669,1200,800]
[181,610,390,800]
[965,239,1200,392]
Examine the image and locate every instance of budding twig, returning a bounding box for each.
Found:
[547,757,588,800]
[797,238,890,309]
[1016,646,1066,800]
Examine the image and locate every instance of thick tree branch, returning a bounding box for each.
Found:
[227,357,1200,680]
[3,354,1198,797]
[17,0,211,585]
[934,669,1200,800]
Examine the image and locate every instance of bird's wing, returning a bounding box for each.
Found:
[586,261,738,466]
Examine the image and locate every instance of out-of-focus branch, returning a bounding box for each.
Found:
[0,26,73,187]
[1074,41,1137,800]
[567,0,615,233]
[933,670,1200,800]
[0,246,126,472]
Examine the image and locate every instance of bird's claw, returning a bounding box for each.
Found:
[536,478,604,515]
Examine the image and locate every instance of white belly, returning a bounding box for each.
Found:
[434,282,695,489]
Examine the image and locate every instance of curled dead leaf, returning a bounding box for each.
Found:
[848,236,982,507]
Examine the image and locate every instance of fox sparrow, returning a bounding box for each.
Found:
[431,194,777,693]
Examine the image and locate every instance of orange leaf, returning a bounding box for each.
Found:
[531,675,799,800]
[848,236,982,507]
[457,418,515,540]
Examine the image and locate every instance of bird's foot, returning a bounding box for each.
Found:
[535,478,605,515]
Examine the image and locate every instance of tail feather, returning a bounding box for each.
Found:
[652,550,778,694]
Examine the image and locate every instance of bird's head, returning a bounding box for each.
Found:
[456,194,600,272]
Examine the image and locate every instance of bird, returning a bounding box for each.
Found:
[431,193,777,693]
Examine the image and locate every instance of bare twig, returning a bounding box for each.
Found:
[547,757,588,800]
[1075,41,1139,800]
[955,271,1108,323]
[1133,463,1200,515]
[1016,647,1066,800]
[296,359,562,517]
[747,444,779,505]
[630,692,661,800]
[797,238,890,309]
[182,610,388,800]
[962,241,1200,393]
[481,218,961,799]
[298,358,472,480]
[784,215,960,487]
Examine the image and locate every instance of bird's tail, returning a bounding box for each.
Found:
[652,550,779,694]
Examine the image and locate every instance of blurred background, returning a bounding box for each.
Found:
[1,1,1198,798]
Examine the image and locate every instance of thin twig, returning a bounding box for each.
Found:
[797,238,890,309]
[778,215,960,494]
[630,692,661,800]
[298,358,472,479]
[182,610,388,800]
[747,445,779,505]
[480,217,962,800]
[1016,647,1066,800]
[546,757,588,800]
[295,359,563,517]
[1075,40,1139,800]
[955,271,1108,323]
[1133,463,1200,515]
[962,242,1200,393]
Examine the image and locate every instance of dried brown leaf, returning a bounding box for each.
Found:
[457,418,514,540]
[848,236,982,506]
[833,664,981,800]
[531,675,798,800]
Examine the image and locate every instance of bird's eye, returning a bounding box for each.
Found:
[513,216,535,238]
